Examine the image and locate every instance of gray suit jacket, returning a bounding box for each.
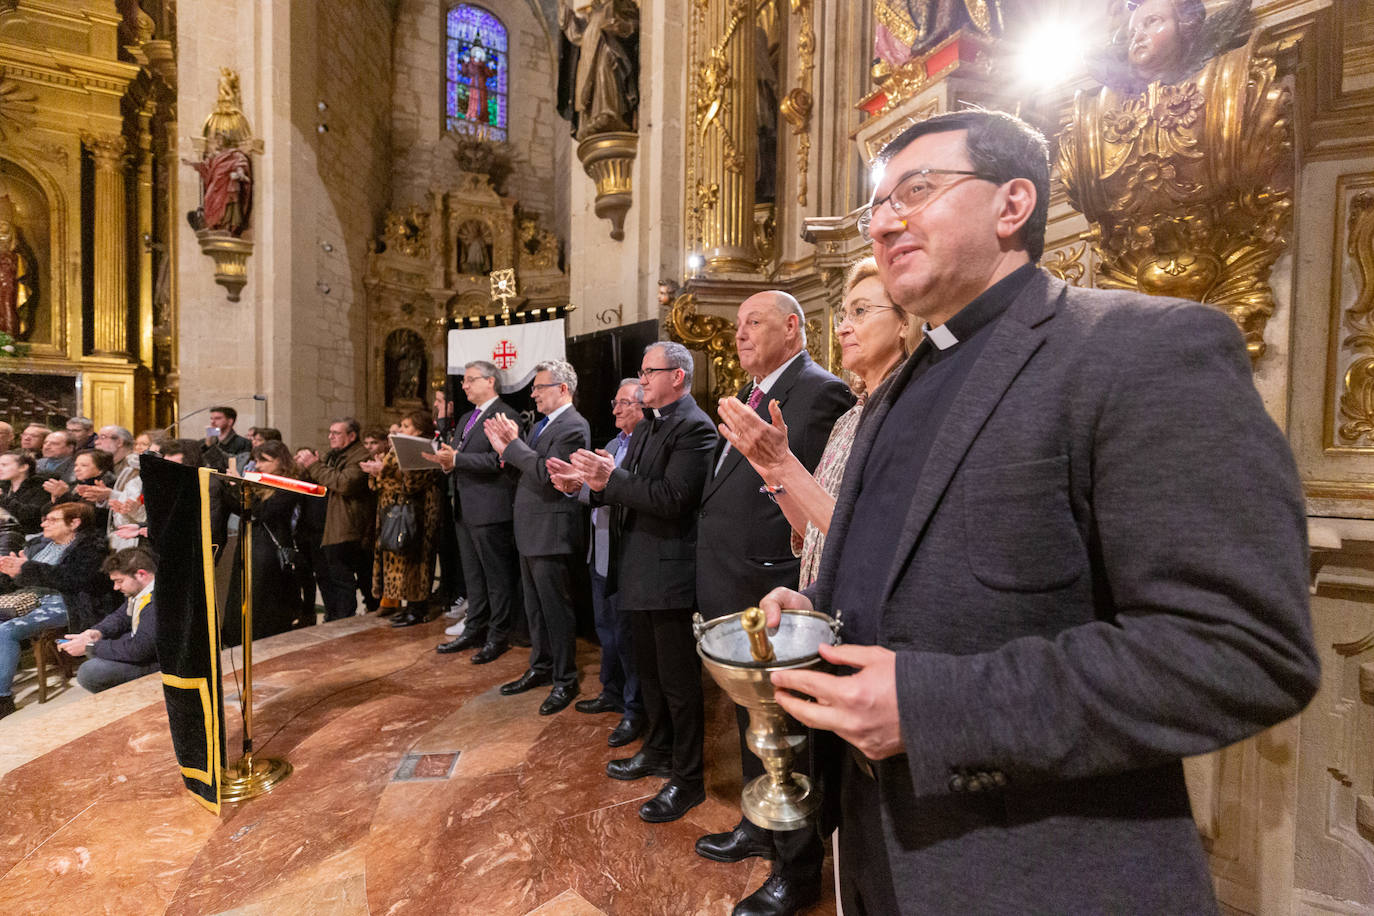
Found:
[808,270,1319,913]
[503,405,590,557]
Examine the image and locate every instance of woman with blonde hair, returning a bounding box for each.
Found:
[718,256,916,587]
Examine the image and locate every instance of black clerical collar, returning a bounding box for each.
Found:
[644,392,692,421]
[922,262,1037,351]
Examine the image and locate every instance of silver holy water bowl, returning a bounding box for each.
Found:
[694,607,842,831]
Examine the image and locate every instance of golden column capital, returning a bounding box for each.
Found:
[82,131,129,170]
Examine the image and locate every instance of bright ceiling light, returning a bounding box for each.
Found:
[1016,20,1088,91]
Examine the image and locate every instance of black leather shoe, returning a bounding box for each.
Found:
[499,669,552,696]
[538,684,579,715]
[470,641,508,664]
[606,750,672,781]
[607,715,644,748]
[435,629,487,654]
[639,782,705,823]
[695,824,773,863]
[731,872,822,916]
[390,607,426,628]
[574,693,622,715]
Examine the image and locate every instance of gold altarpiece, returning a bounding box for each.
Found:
[0,0,179,432]
[363,146,567,422]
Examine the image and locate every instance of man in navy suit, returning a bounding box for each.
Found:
[762,109,1319,914]
[485,359,590,716]
[694,291,853,916]
[429,360,524,663]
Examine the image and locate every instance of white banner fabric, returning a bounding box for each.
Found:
[447,319,567,393]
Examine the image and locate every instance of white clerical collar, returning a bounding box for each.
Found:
[754,350,805,395]
[475,396,499,413]
[923,323,959,350]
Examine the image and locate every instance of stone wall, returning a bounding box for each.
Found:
[391,0,566,230]
[176,0,394,447]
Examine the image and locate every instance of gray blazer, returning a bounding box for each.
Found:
[807,270,1319,913]
[503,405,590,557]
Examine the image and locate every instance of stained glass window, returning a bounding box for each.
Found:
[446,4,508,141]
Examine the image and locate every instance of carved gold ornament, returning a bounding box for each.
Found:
[1338,192,1374,445]
[383,206,431,260]
[665,291,746,403]
[1042,243,1088,287]
[1059,37,1292,361]
[0,70,37,142]
[781,0,815,206]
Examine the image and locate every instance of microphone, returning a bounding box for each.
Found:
[165,395,267,436]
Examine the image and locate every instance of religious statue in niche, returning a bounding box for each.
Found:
[460,41,499,126]
[557,0,639,139]
[454,136,513,195]
[0,195,36,341]
[456,220,493,276]
[384,328,428,407]
[1059,0,1290,359]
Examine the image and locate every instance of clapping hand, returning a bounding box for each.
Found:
[114,523,145,540]
[0,552,24,576]
[423,443,457,472]
[76,482,112,502]
[42,478,70,498]
[545,456,583,493]
[569,448,615,492]
[359,458,384,477]
[484,414,520,456]
[296,449,319,469]
[717,397,791,476]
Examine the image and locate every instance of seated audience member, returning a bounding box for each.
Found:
[133,429,163,454]
[362,411,443,627]
[36,430,75,482]
[91,427,146,550]
[0,450,50,539]
[61,546,160,692]
[65,416,96,450]
[20,424,49,460]
[47,448,116,533]
[0,502,111,719]
[0,421,12,453]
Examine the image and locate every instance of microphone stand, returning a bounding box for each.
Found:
[166,395,267,438]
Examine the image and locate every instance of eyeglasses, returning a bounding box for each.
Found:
[857,168,999,241]
[610,398,640,409]
[833,303,899,333]
[638,366,677,379]
[531,382,563,390]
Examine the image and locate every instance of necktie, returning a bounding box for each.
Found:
[459,409,481,443]
[531,417,549,442]
[716,385,765,472]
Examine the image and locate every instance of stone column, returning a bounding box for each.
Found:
[84,132,130,356]
[692,0,757,274]
[136,103,155,366]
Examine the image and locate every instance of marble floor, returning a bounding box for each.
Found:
[0,614,837,915]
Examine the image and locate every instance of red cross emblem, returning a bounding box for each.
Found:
[492,339,518,370]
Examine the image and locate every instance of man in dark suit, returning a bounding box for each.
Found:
[559,377,647,747]
[429,360,524,663]
[694,290,853,916]
[485,359,590,716]
[553,342,718,824]
[762,109,1320,913]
